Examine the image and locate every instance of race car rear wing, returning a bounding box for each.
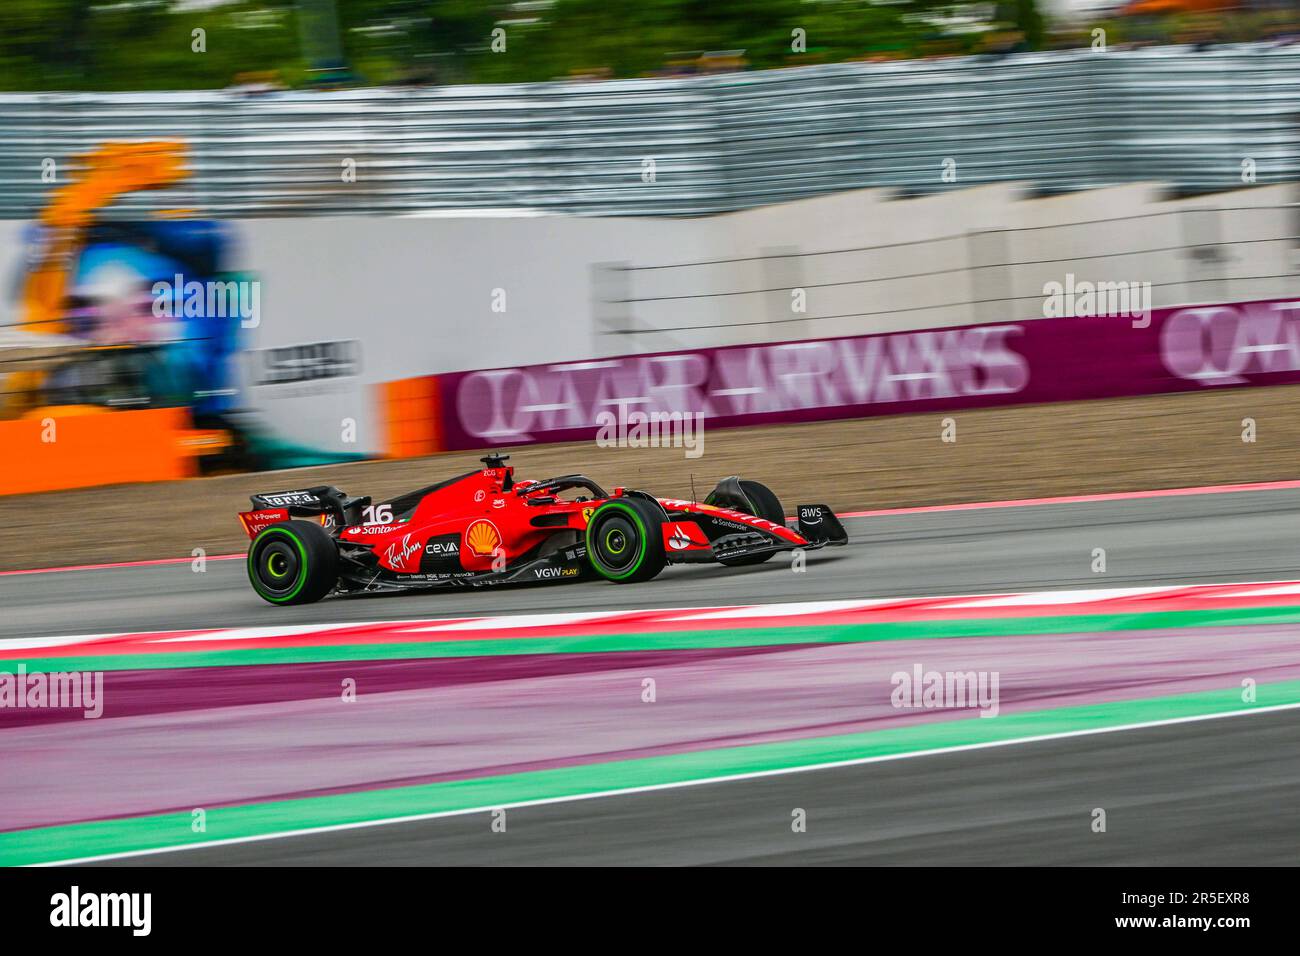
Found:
[245,486,371,530]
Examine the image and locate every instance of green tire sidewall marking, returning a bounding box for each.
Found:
[249,527,309,602]
[587,501,648,581]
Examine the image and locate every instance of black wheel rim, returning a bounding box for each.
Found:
[593,515,639,573]
[255,539,301,595]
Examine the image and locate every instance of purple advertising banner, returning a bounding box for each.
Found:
[435,298,1300,449]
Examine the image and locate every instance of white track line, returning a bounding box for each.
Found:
[33,700,1300,867]
[1200,583,1300,599]
[12,579,1300,651]
[0,634,126,651]
[667,598,912,621]
[939,586,1174,608]
[5,606,747,649]
[150,623,371,644]
[406,611,623,632]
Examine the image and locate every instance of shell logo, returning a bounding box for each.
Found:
[465,519,502,557]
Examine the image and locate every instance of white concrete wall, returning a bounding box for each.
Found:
[616,182,1297,353]
[227,180,1294,376]
[4,180,1293,456]
[0,220,29,330]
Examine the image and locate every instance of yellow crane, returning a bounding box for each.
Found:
[6,141,190,414]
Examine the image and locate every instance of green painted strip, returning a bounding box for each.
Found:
[4,680,1298,866]
[11,604,1300,673]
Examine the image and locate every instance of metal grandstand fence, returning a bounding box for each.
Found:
[1,43,1296,219]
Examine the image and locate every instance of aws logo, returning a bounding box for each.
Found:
[465,519,502,557]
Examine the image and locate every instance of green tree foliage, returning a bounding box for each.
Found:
[0,1,302,90]
[0,0,1043,91]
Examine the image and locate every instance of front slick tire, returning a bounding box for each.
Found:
[720,478,786,566]
[586,498,667,584]
[248,519,338,605]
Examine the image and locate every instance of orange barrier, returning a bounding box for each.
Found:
[378,377,442,459]
[0,407,216,495]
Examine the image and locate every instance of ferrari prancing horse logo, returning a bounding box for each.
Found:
[465,519,502,557]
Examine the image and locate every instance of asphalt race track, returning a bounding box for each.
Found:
[102,709,1300,866]
[4,484,1300,866]
[6,486,1300,641]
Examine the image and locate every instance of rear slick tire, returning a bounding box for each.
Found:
[248,519,338,605]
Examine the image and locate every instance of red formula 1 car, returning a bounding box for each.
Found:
[237,454,848,605]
